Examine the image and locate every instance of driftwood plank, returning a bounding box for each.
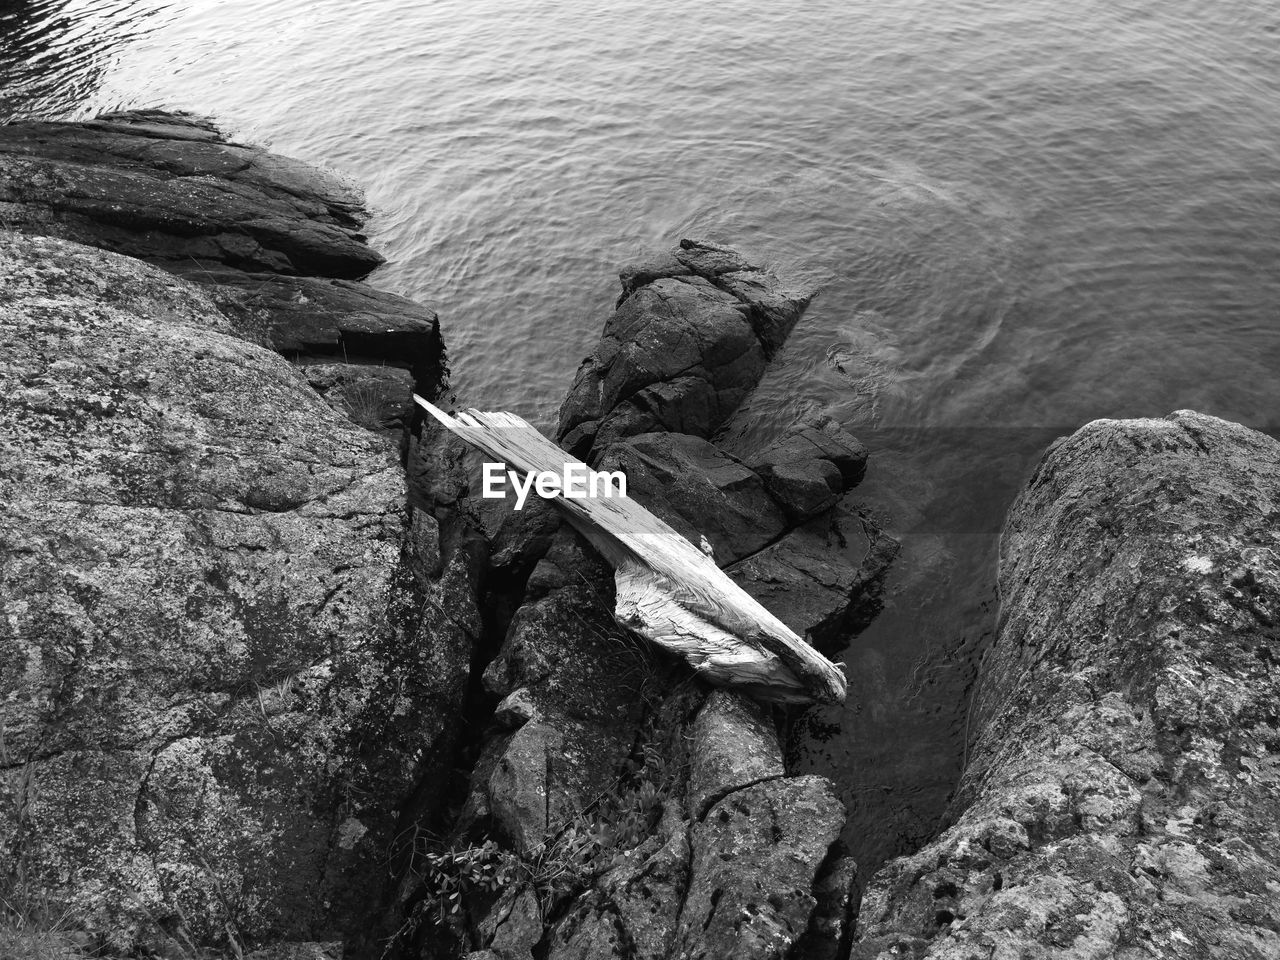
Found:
[414,395,847,704]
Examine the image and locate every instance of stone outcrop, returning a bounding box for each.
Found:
[852,411,1280,959]
[0,234,478,957]
[398,243,894,960]
[0,110,444,420]
[0,110,900,960]
[557,240,813,458]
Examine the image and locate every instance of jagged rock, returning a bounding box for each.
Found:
[544,904,627,960]
[199,270,443,372]
[667,239,808,357]
[488,721,562,854]
[0,110,443,393]
[749,420,869,521]
[600,809,693,960]
[478,885,542,959]
[730,502,898,644]
[0,234,474,955]
[0,112,379,278]
[557,240,811,458]
[414,242,873,960]
[853,411,1280,960]
[795,855,859,960]
[675,775,845,960]
[597,432,787,564]
[687,691,785,819]
[480,580,664,852]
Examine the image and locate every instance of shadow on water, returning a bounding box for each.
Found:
[0,0,172,122]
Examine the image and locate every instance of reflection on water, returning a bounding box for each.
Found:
[0,1,173,121]
[5,0,1280,882]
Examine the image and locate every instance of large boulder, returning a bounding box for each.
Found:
[853,411,1280,959]
[557,240,812,458]
[0,234,475,956]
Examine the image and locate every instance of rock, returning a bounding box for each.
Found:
[400,241,870,960]
[668,239,811,357]
[730,503,898,645]
[0,110,444,399]
[597,433,787,564]
[853,411,1280,959]
[302,361,415,435]
[479,885,542,959]
[687,691,785,820]
[544,904,627,960]
[488,721,563,854]
[749,420,869,521]
[480,580,665,852]
[599,809,693,960]
[200,270,444,373]
[0,234,474,954]
[0,111,379,278]
[675,775,845,960]
[557,240,811,458]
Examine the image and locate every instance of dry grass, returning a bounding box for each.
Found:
[0,893,89,960]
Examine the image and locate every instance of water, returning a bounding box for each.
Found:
[6,0,1280,877]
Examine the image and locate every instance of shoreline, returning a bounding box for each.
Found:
[2,112,1277,960]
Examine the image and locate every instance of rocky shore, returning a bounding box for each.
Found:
[852,412,1280,959]
[2,113,1277,960]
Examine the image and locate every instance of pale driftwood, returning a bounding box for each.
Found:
[414,395,847,704]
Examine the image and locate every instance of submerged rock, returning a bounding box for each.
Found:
[853,411,1280,959]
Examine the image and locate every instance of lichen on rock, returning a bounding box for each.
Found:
[852,411,1280,960]
[0,233,471,956]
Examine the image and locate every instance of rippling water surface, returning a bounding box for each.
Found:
[7,0,1280,877]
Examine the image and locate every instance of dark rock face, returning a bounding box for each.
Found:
[597,433,788,565]
[853,411,1280,959]
[0,110,443,397]
[0,235,477,955]
[749,422,869,522]
[0,113,378,277]
[557,240,812,458]
[399,242,893,960]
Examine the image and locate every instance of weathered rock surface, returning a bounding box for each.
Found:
[557,240,812,458]
[687,691,785,820]
[730,502,898,645]
[303,361,416,436]
[749,421,869,522]
[0,234,475,956]
[853,411,1280,959]
[676,775,845,960]
[597,433,788,564]
[0,110,443,393]
[402,241,888,960]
